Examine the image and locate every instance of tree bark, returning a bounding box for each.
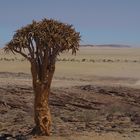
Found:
[33,83,51,136]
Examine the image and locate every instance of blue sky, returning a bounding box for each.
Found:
[0,0,140,47]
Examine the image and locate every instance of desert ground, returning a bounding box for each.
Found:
[0,46,140,140]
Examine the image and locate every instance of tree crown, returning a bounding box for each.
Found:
[4,18,80,61]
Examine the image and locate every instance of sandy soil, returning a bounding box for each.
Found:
[0,47,140,140]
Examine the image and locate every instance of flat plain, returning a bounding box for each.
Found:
[0,47,140,140]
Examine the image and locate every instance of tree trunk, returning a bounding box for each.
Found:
[33,83,51,136]
[30,61,55,135]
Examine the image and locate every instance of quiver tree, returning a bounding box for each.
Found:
[4,18,80,136]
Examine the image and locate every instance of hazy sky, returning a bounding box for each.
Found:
[0,0,140,47]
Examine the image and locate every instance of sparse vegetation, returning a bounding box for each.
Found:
[1,50,140,64]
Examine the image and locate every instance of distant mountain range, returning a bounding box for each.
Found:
[80,44,131,48]
[0,44,132,49]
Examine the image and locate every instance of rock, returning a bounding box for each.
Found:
[131,114,140,125]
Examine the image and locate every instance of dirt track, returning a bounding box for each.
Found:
[0,72,140,139]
